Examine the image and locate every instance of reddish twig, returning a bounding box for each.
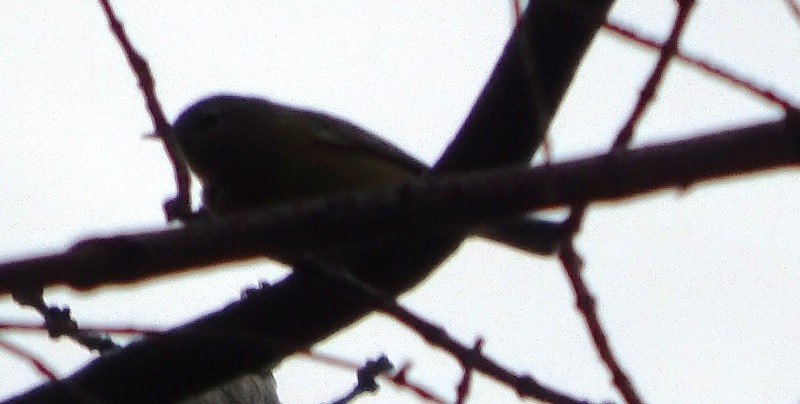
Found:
[329,355,394,404]
[295,262,588,403]
[378,301,583,402]
[0,338,58,381]
[560,240,647,404]
[0,322,44,332]
[0,320,159,336]
[604,21,796,111]
[97,0,193,221]
[386,306,585,402]
[558,205,644,403]
[560,3,699,403]
[786,0,800,25]
[296,260,587,402]
[302,351,448,403]
[511,0,522,23]
[455,338,482,404]
[391,363,447,403]
[300,350,361,371]
[614,0,696,148]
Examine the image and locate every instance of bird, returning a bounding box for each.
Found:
[170,94,561,257]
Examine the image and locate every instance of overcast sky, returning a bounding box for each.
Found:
[1,1,799,403]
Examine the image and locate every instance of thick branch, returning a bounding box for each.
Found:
[1,117,797,296]
[437,0,611,171]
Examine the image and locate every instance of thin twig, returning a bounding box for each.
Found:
[97,0,193,221]
[386,300,586,402]
[305,351,445,403]
[511,0,522,23]
[604,21,796,110]
[329,356,394,404]
[391,363,448,403]
[12,289,121,354]
[0,321,154,336]
[0,338,58,380]
[455,338,482,404]
[614,0,696,148]
[560,2,697,403]
[302,351,448,403]
[296,263,590,404]
[786,0,800,26]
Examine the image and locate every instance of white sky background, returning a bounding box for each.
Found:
[0,1,798,403]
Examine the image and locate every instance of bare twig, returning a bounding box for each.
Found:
[511,0,523,23]
[11,288,121,353]
[302,351,448,403]
[455,338,483,404]
[391,363,448,404]
[98,0,193,221]
[786,0,800,26]
[604,21,796,110]
[614,0,696,148]
[0,338,58,381]
[329,356,394,404]
[563,3,697,403]
[0,321,153,336]
[294,262,589,403]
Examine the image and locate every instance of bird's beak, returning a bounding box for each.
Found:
[142,131,163,141]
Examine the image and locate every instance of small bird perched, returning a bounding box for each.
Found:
[171,94,561,256]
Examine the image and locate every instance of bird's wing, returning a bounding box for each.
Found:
[294,107,430,176]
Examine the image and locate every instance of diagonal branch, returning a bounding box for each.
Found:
[563,2,697,403]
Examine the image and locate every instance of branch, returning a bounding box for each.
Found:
[603,21,796,110]
[1,116,797,296]
[566,2,696,403]
[436,0,612,171]
[98,0,193,221]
